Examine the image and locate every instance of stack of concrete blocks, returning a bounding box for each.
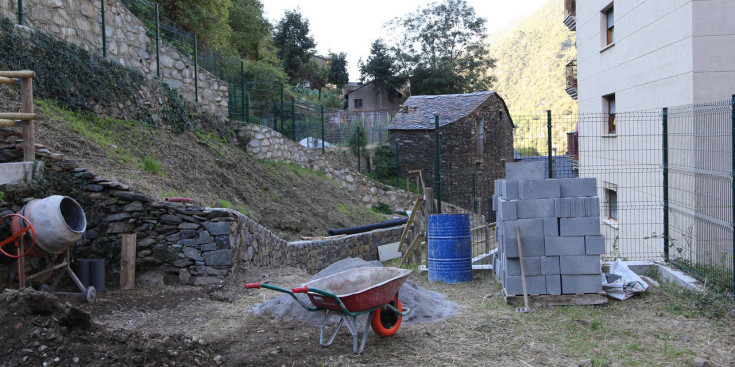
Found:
[492,161,604,296]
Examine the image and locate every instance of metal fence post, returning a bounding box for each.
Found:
[321,105,325,154]
[245,94,249,123]
[240,61,245,121]
[280,83,285,133]
[155,4,160,77]
[100,0,107,58]
[662,107,669,262]
[291,99,295,141]
[435,114,442,213]
[273,102,278,131]
[547,110,553,178]
[357,125,362,172]
[731,94,735,292]
[395,142,399,188]
[17,0,23,26]
[193,35,198,102]
[213,50,218,77]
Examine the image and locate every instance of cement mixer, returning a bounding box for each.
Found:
[0,195,96,303]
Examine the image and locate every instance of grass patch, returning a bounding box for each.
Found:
[142,156,162,175]
[216,199,233,209]
[336,203,386,223]
[36,98,148,165]
[658,282,735,319]
[373,202,393,215]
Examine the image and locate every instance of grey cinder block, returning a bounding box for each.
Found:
[559,177,597,198]
[504,219,545,238]
[505,275,547,296]
[498,198,517,221]
[559,217,601,236]
[559,255,601,275]
[494,179,502,196]
[519,179,561,200]
[506,256,541,276]
[541,256,560,274]
[505,161,546,182]
[504,237,545,258]
[502,180,519,200]
[585,235,605,255]
[546,275,562,295]
[585,197,600,217]
[492,195,499,211]
[562,274,603,294]
[544,236,585,256]
[543,218,559,237]
[516,199,555,219]
[554,197,601,218]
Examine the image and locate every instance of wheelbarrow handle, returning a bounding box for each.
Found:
[244,282,320,312]
[244,282,261,289]
[292,286,309,293]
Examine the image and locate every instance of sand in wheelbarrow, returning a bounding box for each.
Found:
[251,258,460,325]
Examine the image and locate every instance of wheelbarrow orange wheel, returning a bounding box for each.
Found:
[371,297,403,337]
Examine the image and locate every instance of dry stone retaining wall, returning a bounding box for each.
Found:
[241,123,419,213]
[0,146,404,285]
[0,0,227,118]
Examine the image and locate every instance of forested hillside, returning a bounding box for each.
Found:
[488,0,576,116]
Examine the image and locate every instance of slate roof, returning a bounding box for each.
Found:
[388,91,511,130]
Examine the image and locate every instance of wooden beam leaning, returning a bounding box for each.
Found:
[21,77,34,161]
[0,76,18,85]
[0,113,38,120]
[0,119,21,127]
[0,70,36,78]
[397,196,424,252]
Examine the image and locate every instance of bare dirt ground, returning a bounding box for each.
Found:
[4,263,734,367]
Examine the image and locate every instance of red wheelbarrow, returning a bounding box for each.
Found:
[245,267,412,354]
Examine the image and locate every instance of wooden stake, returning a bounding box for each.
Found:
[0,76,17,85]
[0,112,38,120]
[398,196,423,252]
[120,233,136,290]
[20,77,34,162]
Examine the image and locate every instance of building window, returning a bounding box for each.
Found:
[605,188,617,221]
[604,5,614,45]
[353,99,363,110]
[605,94,616,134]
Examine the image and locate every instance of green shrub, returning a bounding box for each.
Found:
[348,124,367,156]
[373,202,392,215]
[373,144,397,180]
[142,156,162,174]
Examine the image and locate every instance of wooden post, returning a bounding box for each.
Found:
[20,77,34,162]
[120,233,136,290]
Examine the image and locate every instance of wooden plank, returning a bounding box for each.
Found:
[0,76,17,85]
[20,77,34,162]
[397,196,424,252]
[120,233,136,290]
[400,234,424,266]
[0,70,35,78]
[504,292,608,307]
[0,113,38,120]
[0,119,20,127]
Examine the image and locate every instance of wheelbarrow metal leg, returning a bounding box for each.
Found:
[319,310,344,347]
[356,311,374,354]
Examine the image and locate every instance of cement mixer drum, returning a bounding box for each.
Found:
[18,195,87,255]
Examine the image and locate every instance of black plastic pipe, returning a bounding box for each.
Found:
[328,218,408,236]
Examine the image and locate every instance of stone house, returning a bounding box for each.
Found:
[345,81,402,112]
[388,91,514,215]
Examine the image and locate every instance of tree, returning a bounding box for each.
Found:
[359,39,404,90]
[228,0,274,61]
[327,51,349,88]
[303,60,328,99]
[272,10,316,85]
[389,0,495,95]
[158,0,233,51]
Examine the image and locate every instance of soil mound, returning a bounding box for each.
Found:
[0,288,216,366]
[252,258,460,325]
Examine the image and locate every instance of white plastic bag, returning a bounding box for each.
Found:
[602,259,649,300]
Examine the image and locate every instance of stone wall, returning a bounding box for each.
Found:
[0,144,405,285]
[240,123,419,213]
[0,0,227,118]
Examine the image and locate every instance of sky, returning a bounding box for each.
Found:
[262,0,549,81]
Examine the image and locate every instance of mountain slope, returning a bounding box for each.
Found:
[488,0,577,116]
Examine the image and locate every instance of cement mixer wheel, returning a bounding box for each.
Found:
[0,214,36,258]
[85,286,96,304]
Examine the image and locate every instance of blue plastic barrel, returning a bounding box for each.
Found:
[427,214,472,283]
